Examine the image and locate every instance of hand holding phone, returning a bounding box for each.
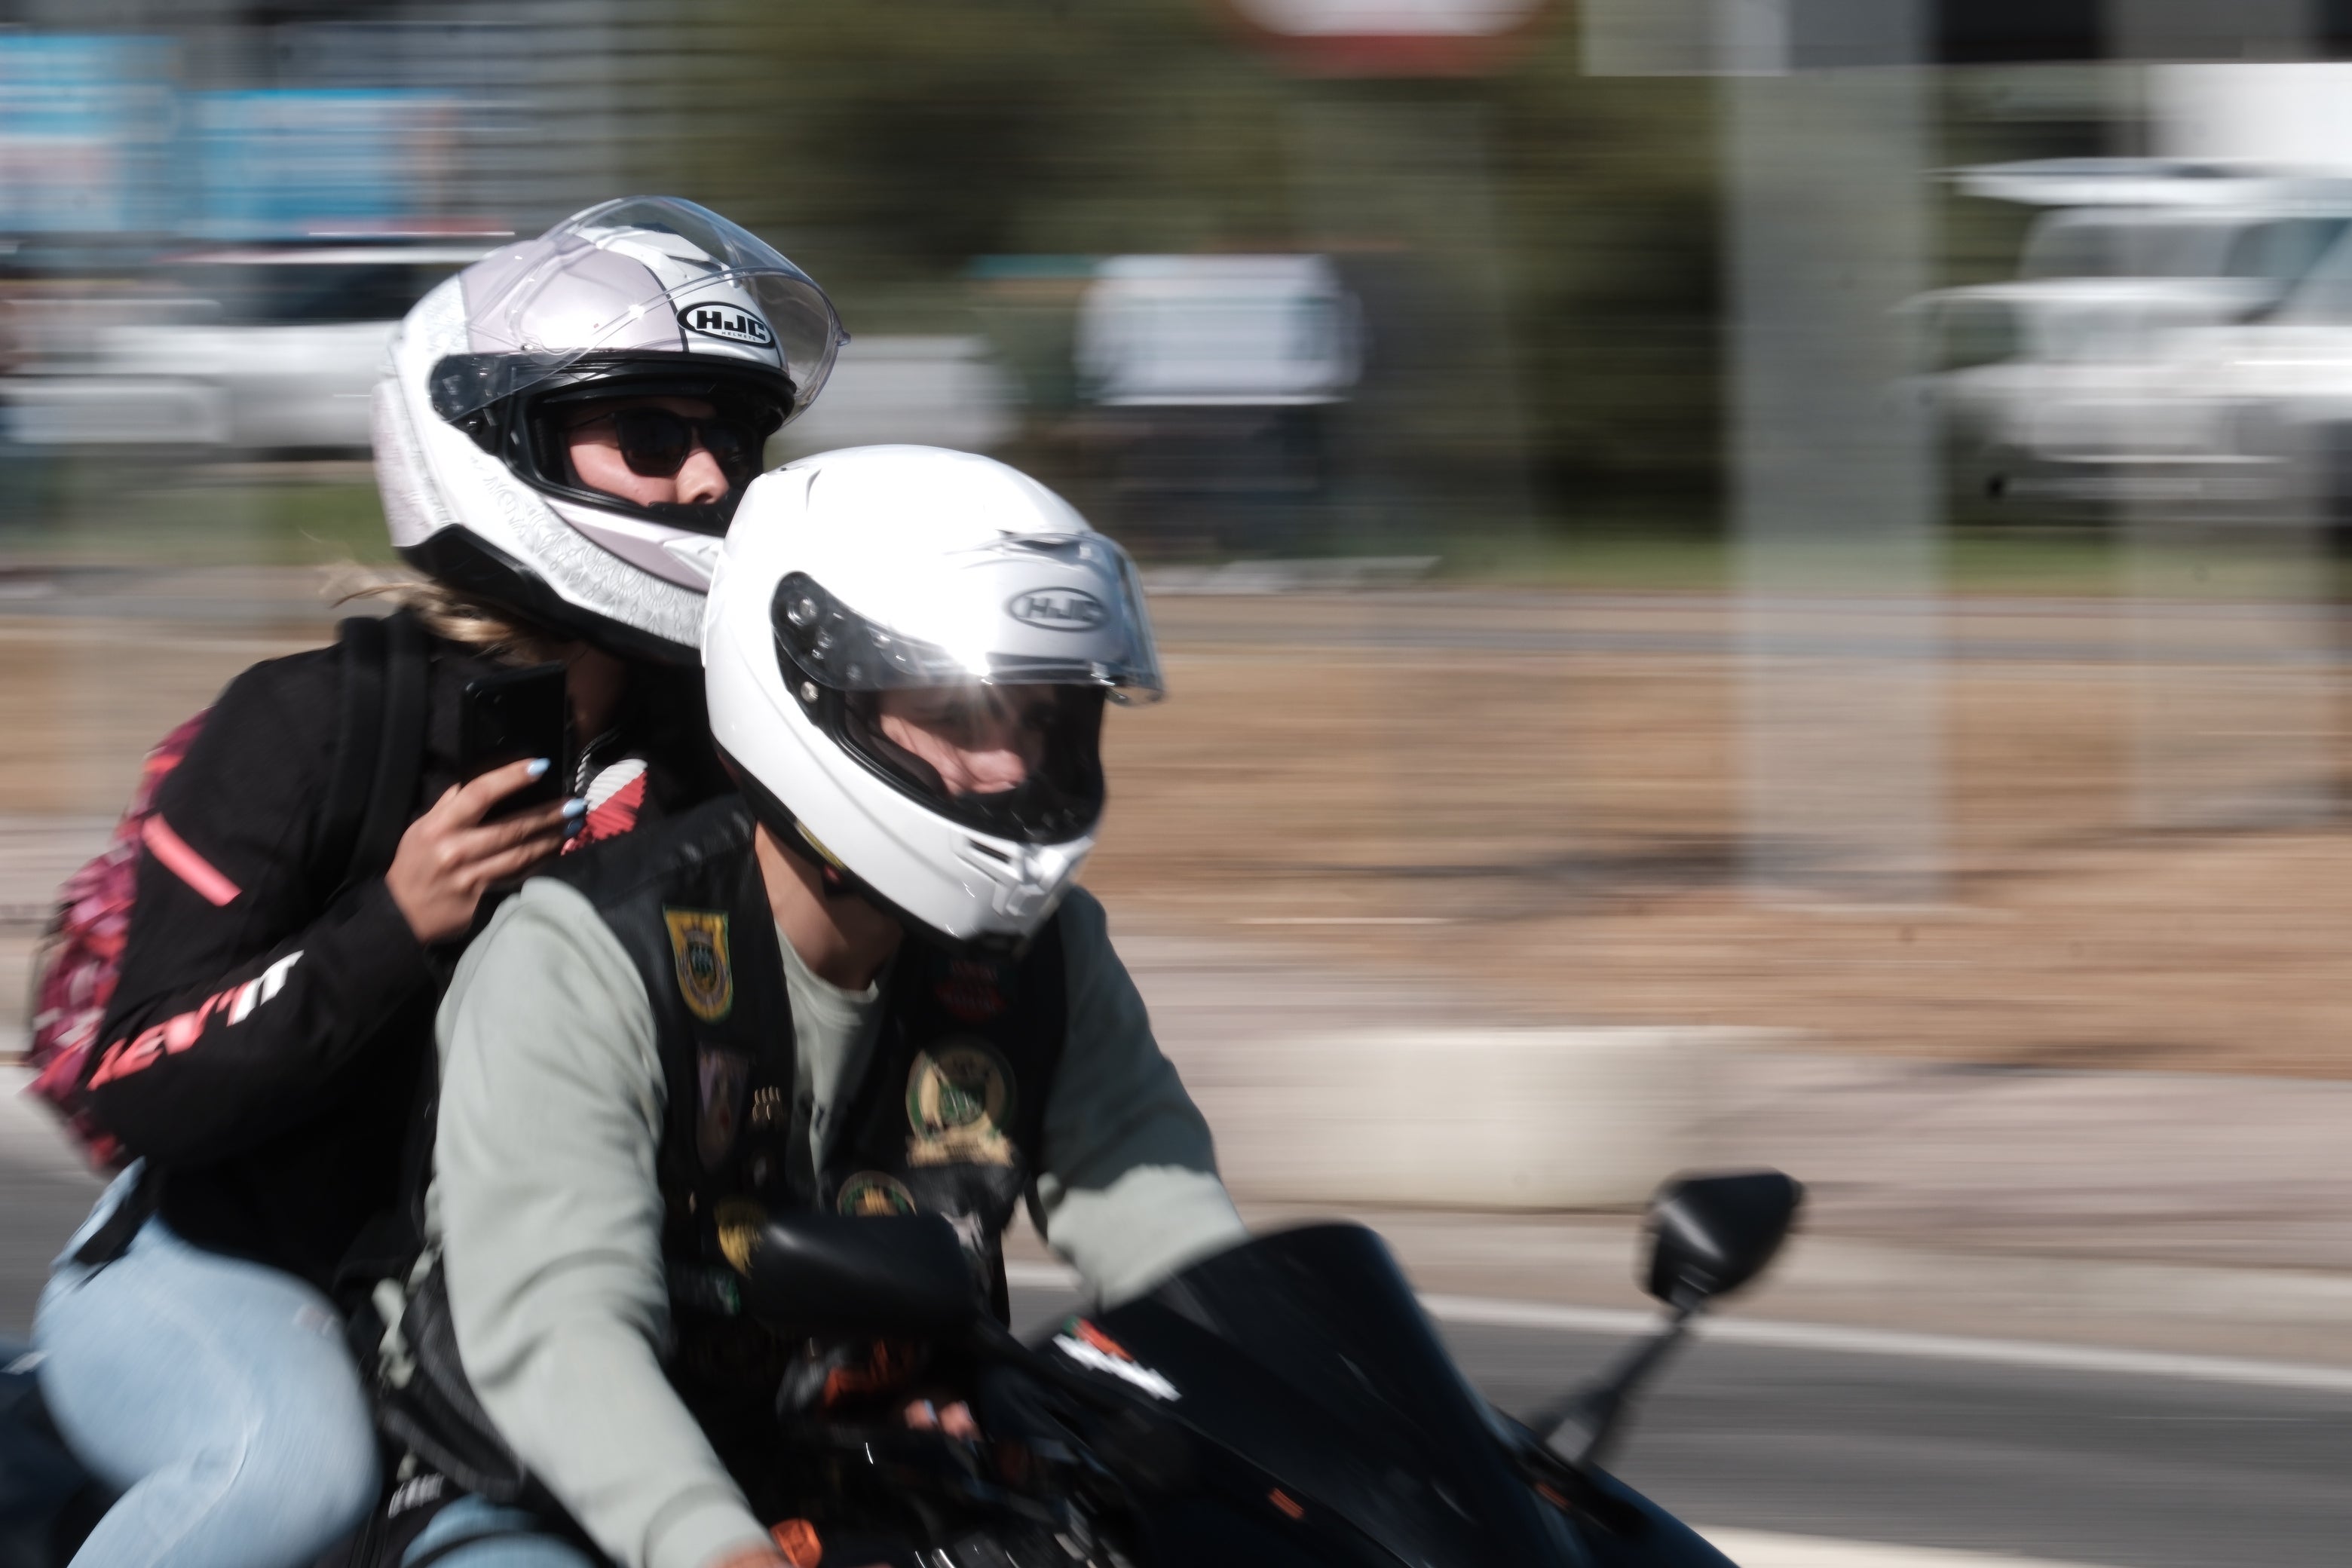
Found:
[387,758,580,944]
[384,663,580,945]
[458,663,570,819]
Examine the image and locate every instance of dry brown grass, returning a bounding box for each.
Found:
[1086,596,2352,1078]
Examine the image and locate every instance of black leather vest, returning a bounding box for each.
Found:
[545,798,1066,1456]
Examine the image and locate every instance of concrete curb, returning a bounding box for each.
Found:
[1198,1026,1753,1208]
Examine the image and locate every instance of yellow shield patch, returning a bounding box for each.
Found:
[664,908,733,1022]
[714,1198,767,1275]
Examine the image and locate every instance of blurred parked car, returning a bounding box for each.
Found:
[6,243,485,453]
[1079,253,1362,410]
[1914,276,2288,503]
[1913,171,2352,505]
[1076,255,1362,535]
[2048,233,2352,531]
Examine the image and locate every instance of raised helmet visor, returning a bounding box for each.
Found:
[434,195,844,422]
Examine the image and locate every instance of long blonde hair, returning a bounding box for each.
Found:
[331,568,570,668]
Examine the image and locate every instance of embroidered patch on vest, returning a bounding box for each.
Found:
[664,908,733,1021]
[933,957,1009,1023]
[905,1041,1015,1167]
[715,1197,767,1275]
[836,1171,917,1217]
[697,1046,751,1170]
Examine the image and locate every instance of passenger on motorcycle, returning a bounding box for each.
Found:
[32,198,842,1568]
[405,446,1247,1568]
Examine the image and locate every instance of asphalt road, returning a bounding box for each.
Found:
[0,1122,99,1340]
[9,1146,2350,1568]
[1463,1318,2352,1568]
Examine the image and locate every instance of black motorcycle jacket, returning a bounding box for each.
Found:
[79,631,727,1292]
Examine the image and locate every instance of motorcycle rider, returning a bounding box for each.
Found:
[32,197,843,1568]
[409,446,1246,1568]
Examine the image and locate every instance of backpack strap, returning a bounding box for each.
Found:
[345,611,430,891]
[315,615,388,901]
[322,611,430,902]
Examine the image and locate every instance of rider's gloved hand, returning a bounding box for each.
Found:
[709,1517,880,1568]
[902,1398,979,1440]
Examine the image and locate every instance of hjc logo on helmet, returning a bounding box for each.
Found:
[679,303,776,348]
[1006,588,1107,631]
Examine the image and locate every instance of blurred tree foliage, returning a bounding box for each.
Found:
[669,0,1724,531]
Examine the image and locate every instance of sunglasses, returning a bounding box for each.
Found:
[565,406,763,483]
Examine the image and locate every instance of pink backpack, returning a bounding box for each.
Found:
[25,713,208,1170]
[23,614,427,1171]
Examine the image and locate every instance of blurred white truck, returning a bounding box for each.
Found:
[1913,180,2351,503]
[1076,253,1361,409]
[1916,64,2352,516]
[6,246,483,452]
[1073,255,1363,537]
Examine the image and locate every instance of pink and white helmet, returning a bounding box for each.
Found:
[372,196,845,661]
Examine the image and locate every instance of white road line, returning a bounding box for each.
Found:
[1004,1262,2352,1396]
[1231,916,1455,925]
[1423,1292,2352,1397]
[1701,1527,2113,1568]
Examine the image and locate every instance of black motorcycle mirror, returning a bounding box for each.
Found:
[724,1208,982,1334]
[1646,1168,1803,1306]
[1530,1170,1802,1470]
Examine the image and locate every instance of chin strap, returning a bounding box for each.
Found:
[718,744,1038,962]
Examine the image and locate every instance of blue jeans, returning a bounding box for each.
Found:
[400,1496,599,1567]
[32,1165,380,1568]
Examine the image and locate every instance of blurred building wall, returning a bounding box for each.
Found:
[0,0,662,237]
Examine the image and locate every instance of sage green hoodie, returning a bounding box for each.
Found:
[427,878,1244,1568]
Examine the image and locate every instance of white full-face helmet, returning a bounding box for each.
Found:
[372,195,846,663]
[704,446,1163,951]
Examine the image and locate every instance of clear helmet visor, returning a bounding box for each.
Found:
[439,195,845,422]
[771,531,1160,846]
[772,532,1163,701]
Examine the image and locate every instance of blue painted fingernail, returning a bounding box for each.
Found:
[527,758,551,779]
[562,796,589,819]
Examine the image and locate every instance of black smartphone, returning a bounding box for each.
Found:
[458,663,569,820]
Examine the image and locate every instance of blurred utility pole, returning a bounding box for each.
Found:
[1726,8,1944,904]
[1592,0,1948,904]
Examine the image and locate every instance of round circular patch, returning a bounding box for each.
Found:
[905,1041,1016,1166]
[836,1171,917,1217]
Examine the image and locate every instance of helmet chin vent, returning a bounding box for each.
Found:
[962,837,1013,866]
[954,837,1024,889]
